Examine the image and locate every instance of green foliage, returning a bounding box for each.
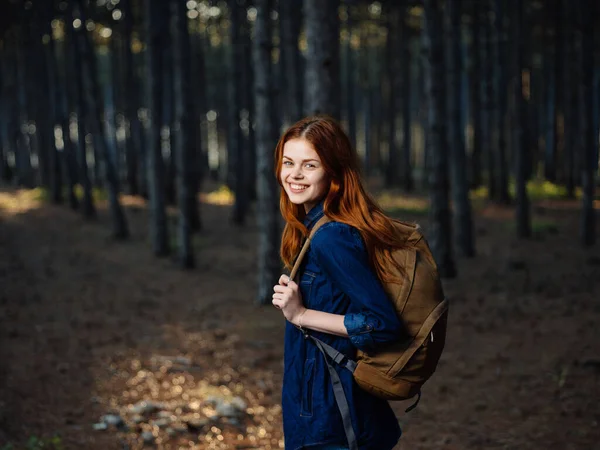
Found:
[470,179,581,201]
[518,180,571,201]
[30,187,51,203]
[31,186,108,204]
[72,185,108,203]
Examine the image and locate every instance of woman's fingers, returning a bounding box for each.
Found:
[278,274,292,285]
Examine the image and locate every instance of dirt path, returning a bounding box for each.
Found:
[1,187,599,449]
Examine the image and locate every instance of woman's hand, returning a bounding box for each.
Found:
[272,274,306,325]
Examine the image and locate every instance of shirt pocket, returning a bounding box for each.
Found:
[299,270,316,307]
[300,358,315,417]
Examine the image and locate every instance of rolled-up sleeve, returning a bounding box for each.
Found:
[311,223,406,352]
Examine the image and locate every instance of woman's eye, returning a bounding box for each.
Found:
[305,164,315,169]
[283,161,293,166]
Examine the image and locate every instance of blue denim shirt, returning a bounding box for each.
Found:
[282,202,404,450]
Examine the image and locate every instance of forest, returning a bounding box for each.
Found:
[0,0,598,449]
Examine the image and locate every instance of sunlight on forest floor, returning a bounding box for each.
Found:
[200,185,235,206]
[376,192,429,216]
[0,188,43,214]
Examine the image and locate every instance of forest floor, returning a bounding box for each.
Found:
[0,184,599,450]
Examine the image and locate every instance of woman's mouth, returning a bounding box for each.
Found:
[289,183,308,193]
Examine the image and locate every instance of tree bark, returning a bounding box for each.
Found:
[480,1,494,199]
[14,24,34,188]
[304,0,341,118]
[578,3,596,246]
[144,0,169,255]
[171,0,196,268]
[385,2,400,188]
[512,0,531,239]
[543,2,559,182]
[240,1,256,201]
[423,0,457,278]
[468,0,482,188]
[447,0,475,257]
[280,0,303,126]
[229,0,248,225]
[71,8,95,218]
[491,0,510,204]
[58,7,79,210]
[191,25,209,190]
[162,6,176,207]
[400,3,413,192]
[343,2,356,150]
[122,0,140,196]
[36,3,62,202]
[563,0,577,199]
[254,0,281,304]
[0,52,11,182]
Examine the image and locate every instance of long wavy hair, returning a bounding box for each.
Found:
[275,116,409,283]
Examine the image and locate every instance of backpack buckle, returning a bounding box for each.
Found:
[296,324,309,339]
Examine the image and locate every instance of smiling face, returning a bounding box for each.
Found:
[280,138,329,213]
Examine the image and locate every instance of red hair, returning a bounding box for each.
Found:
[275,116,408,283]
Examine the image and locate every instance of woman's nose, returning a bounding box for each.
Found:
[291,166,303,178]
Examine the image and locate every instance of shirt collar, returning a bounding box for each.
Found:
[303,201,325,230]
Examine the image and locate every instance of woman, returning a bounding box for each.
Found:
[272,116,408,450]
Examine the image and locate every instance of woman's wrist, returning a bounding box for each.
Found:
[295,308,308,328]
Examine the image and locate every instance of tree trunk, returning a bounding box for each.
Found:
[37,3,62,203]
[254,0,281,304]
[563,1,577,199]
[171,0,195,268]
[480,1,494,199]
[468,0,482,188]
[0,52,12,182]
[400,3,413,192]
[543,2,559,182]
[144,0,169,255]
[447,0,475,257]
[58,9,79,210]
[162,10,176,207]
[344,2,356,150]
[279,0,303,126]
[14,25,34,188]
[71,11,95,218]
[77,0,129,239]
[578,3,596,246]
[229,0,248,225]
[512,0,531,239]
[241,1,257,201]
[191,26,209,191]
[492,0,510,203]
[122,0,140,196]
[304,0,341,118]
[385,3,400,188]
[423,0,457,278]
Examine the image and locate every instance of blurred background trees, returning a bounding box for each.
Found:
[0,0,598,292]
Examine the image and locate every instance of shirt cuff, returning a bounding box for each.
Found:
[344,312,376,351]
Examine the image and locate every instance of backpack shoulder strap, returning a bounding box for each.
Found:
[289,215,331,281]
